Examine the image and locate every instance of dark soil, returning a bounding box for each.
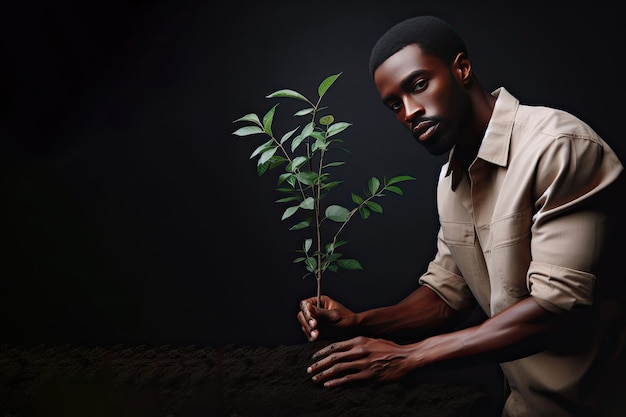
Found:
[0,342,502,417]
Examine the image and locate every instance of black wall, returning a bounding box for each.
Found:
[1,0,624,347]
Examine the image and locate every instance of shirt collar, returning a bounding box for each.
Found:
[445,87,518,189]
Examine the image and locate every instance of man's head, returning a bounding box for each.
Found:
[370,16,476,156]
[369,16,468,77]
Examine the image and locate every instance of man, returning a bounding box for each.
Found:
[296,15,625,417]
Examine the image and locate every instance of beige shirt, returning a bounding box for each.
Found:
[418,87,624,417]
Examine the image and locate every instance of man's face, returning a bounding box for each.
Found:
[373,44,469,156]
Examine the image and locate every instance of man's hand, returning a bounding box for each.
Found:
[297,295,357,341]
[306,336,416,387]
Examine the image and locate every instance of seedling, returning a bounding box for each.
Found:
[232,73,415,306]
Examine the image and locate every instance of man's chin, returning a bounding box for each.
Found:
[422,141,450,156]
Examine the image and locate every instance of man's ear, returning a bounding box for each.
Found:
[453,52,472,85]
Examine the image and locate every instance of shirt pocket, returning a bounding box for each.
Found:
[491,208,532,249]
[440,220,475,247]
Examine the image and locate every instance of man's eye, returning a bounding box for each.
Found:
[412,79,427,92]
[389,101,402,112]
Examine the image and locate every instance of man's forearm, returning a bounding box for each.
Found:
[411,296,561,368]
[354,285,467,340]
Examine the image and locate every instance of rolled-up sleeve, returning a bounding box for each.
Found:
[419,228,476,312]
[528,261,595,313]
[528,134,623,312]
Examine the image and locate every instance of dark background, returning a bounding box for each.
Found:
[1,0,624,348]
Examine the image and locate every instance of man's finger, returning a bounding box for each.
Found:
[301,301,314,322]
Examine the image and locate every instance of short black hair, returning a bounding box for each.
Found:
[369,15,468,76]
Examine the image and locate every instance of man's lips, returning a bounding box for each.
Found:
[412,120,439,142]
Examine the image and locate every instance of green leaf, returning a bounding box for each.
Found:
[305,257,317,273]
[359,206,371,219]
[233,126,265,136]
[257,156,285,176]
[287,156,308,172]
[275,196,300,203]
[318,73,342,99]
[385,185,403,195]
[299,197,315,210]
[311,137,327,152]
[365,200,383,213]
[326,122,351,138]
[289,134,304,152]
[294,108,315,116]
[368,177,380,195]
[351,193,363,204]
[323,161,345,168]
[262,104,279,136]
[337,258,363,270]
[310,131,325,141]
[325,240,348,252]
[328,252,342,261]
[293,257,306,263]
[249,139,273,159]
[258,147,277,165]
[322,181,343,190]
[387,175,416,185]
[269,155,287,167]
[290,219,311,230]
[280,127,299,144]
[294,171,318,186]
[233,113,262,126]
[304,238,312,253]
[319,115,334,125]
[281,205,299,220]
[325,205,350,222]
[257,160,270,176]
[266,89,310,103]
[276,172,293,186]
[318,173,329,183]
[301,122,315,140]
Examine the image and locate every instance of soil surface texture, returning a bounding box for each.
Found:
[0,341,502,417]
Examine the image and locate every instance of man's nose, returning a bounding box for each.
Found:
[403,97,424,124]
